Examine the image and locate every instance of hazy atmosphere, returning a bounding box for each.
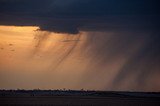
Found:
[0,0,160,91]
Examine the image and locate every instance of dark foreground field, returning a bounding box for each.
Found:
[0,90,160,106]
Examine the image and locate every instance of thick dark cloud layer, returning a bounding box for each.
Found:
[0,0,159,33]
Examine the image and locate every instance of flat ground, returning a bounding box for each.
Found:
[0,90,160,106]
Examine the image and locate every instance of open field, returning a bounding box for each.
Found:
[0,90,160,106]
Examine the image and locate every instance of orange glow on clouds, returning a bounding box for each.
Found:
[0,25,88,90]
[0,25,159,91]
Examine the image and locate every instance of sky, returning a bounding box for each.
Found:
[0,0,160,91]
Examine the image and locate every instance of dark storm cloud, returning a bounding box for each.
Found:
[0,0,159,33]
